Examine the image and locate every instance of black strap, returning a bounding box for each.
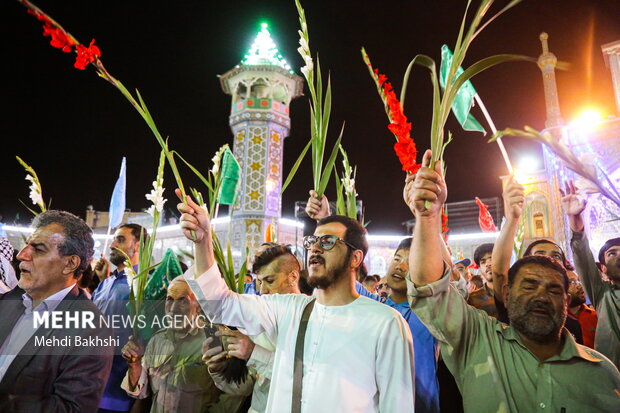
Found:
[291,298,316,413]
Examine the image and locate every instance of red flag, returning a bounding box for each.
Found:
[475,197,497,233]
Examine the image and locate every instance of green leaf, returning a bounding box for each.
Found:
[237,251,248,294]
[401,54,437,110]
[18,199,39,217]
[317,123,345,197]
[322,74,332,144]
[281,136,315,194]
[446,55,536,116]
[172,151,215,193]
[334,167,346,215]
[473,0,524,40]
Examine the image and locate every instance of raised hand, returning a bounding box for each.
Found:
[560,181,586,217]
[176,189,210,243]
[503,176,525,221]
[560,180,586,232]
[403,150,447,218]
[305,190,330,221]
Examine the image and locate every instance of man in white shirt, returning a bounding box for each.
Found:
[176,190,415,413]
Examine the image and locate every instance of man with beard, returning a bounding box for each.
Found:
[177,190,415,412]
[567,271,597,348]
[93,223,146,413]
[404,150,620,412]
[121,277,242,412]
[562,181,620,368]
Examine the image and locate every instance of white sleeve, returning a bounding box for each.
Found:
[184,264,284,339]
[375,313,416,411]
[246,344,274,380]
[120,364,149,399]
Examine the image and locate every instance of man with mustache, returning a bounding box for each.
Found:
[562,180,620,368]
[307,193,439,413]
[0,210,113,412]
[404,150,620,412]
[178,190,415,412]
[121,277,241,412]
[93,223,147,413]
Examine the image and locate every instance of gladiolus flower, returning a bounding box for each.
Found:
[27,8,75,53]
[74,39,101,70]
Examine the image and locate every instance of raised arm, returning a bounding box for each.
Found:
[404,150,447,286]
[492,176,524,303]
[560,181,605,305]
[176,190,281,338]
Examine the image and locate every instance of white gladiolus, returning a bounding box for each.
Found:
[211,144,229,177]
[145,180,166,216]
[25,174,43,207]
[211,160,220,176]
[298,36,309,54]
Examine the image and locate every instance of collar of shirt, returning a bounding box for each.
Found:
[22,283,76,314]
[495,323,603,363]
[579,303,596,314]
[384,296,408,309]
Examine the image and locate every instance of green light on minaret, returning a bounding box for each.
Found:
[242,23,294,73]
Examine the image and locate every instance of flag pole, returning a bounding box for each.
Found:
[474,94,513,174]
[101,224,113,257]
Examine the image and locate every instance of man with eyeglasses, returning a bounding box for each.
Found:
[177,191,415,412]
[307,192,440,413]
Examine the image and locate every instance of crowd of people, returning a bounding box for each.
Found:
[1,149,619,412]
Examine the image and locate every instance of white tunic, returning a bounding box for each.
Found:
[186,265,415,413]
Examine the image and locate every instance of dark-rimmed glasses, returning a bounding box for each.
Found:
[303,235,357,251]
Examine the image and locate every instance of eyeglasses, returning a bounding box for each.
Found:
[303,235,358,251]
[569,280,582,285]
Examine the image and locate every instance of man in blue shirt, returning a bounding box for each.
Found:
[93,223,147,413]
[356,238,440,413]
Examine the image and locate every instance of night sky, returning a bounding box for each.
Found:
[2,0,619,234]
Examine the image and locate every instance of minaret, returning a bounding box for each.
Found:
[219,23,303,263]
[538,33,564,131]
[602,40,620,115]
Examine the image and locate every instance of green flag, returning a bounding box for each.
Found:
[439,45,486,133]
[138,248,184,342]
[218,148,241,205]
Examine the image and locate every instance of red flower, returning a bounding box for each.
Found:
[74,39,101,70]
[28,9,75,53]
[42,23,75,53]
[441,209,450,242]
[364,51,421,174]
